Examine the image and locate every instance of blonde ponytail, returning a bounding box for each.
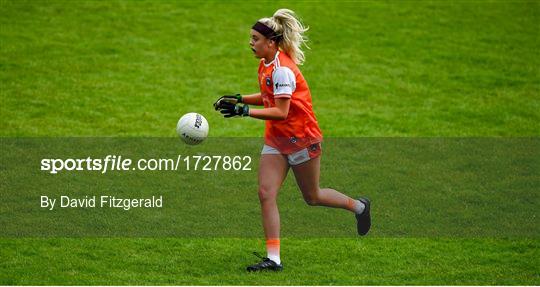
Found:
[258,9,309,65]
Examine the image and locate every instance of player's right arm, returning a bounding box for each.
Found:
[241,93,263,106]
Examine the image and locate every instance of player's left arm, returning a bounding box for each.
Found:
[218,67,294,119]
[249,67,294,120]
[249,97,290,120]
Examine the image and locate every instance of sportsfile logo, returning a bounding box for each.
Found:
[40,155,169,174]
[40,155,253,174]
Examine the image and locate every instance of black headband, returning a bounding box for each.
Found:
[252,21,282,41]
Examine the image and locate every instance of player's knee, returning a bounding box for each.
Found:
[302,192,320,206]
[258,186,277,202]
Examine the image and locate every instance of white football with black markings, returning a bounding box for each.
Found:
[176,113,209,145]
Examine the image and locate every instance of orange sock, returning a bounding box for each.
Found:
[266,238,281,264]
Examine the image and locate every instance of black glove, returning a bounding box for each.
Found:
[213,94,242,110]
[219,102,250,118]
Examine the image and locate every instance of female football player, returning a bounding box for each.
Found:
[214,8,371,272]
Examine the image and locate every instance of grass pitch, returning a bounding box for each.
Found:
[1,0,539,285]
[1,238,538,285]
[1,1,538,137]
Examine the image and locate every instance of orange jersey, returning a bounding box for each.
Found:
[258,51,323,154]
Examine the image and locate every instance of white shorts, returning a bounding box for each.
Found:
[261,143,322,166]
